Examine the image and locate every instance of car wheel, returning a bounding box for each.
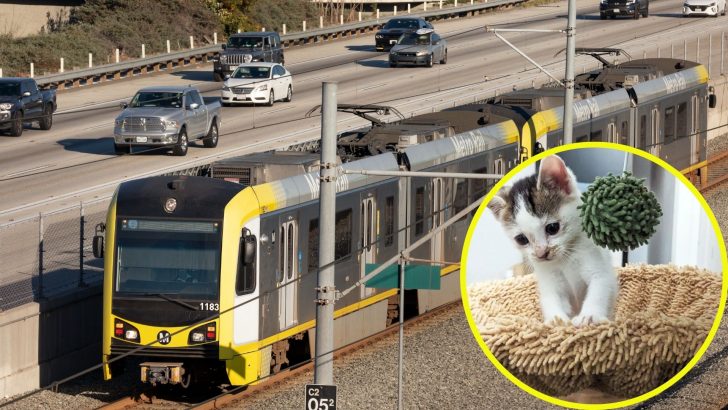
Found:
[440,49,447,65]
[284,85,293,102]
[9,111,23,137]
[267,90,274,106]
[389,61,397,68]
[634,6,641,19]
[643,6,648,16]
[222,102,231,107]
[600,12,606,19]
[213,72,223,82]
[172,128,188,156]
[203,121,218,148]
[427,53,433,68]
[114,144,130,155]
[39,104,53,130]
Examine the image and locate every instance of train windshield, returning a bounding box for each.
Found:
[115,219,222,298]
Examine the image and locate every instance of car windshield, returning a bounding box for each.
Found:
[231,66,271,79]
[0,83,20,96]
[228,36,264,48]
[399,32,430,46]
[115,219,222,298]
[384,19,419,29]
[129,92,182,108]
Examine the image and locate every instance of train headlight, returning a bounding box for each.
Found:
[191,332,205,342]
[125,330,139,340]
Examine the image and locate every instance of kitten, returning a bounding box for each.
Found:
[487,155,617,325]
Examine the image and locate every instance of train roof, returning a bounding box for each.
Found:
[252,153,400,212]
[404,121,519,170]
[631,64,708,104]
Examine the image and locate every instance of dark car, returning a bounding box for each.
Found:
[0,78,56,137]
[375,17,433,51]
[600,0,649,19]
[213,32,284,82]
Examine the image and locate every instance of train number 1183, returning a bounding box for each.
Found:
[199,303,220,311]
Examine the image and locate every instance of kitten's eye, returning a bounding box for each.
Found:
[545,222,560,235]
[514,234,529,246]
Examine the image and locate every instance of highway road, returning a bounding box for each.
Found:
[0,0,726,223]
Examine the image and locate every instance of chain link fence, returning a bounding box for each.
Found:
[0,200,109,312]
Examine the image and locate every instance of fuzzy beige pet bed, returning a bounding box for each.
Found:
[468,264,722,398]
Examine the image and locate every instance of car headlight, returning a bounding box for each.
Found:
[222,86,230,92]
[0,103,12,110]
[256,84,268,91]
[710,2,716,5]
[416,50,429,56]
[115,119,123,126]
[376,34,383,39]
[162,119,178,130]
[220,55,228,63]
[600,0,607,4]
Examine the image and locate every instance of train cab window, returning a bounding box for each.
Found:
[453,179,468,214]
[677,102,687,140]
[415,187,425,236]
[308,219,319,273]
[639,115,647,148]
[335,209,352,260]
[384,196,395,247]
[664,106,675,143]
[236,231,256,295]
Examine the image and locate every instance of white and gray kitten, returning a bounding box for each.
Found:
[487,155,618,325]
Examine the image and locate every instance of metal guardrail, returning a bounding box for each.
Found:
[33,0,527,90]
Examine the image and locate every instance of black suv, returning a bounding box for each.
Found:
[600,0,649,19]
[375,17,433,51]
[213,32,284,81]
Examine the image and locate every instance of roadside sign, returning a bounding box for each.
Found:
[305,384,337,410]
[364,263,441,290]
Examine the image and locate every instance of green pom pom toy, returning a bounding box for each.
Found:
[578,172,662,252]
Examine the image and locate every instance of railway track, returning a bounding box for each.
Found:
[97,300,461,410]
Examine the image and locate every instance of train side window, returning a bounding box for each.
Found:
[677,102,688,139]
[664,106,675,143]
[335,209,352,260]
[415,187,425,236]
[286,224,294,279]
[453,179,467,214]
[236,231,256,295]
[590,130,602,141]
[576,135,588,143]
[384,196,395,247]
[620,121,629,145]
[607,123,616,143]
[639,115,647,148]
[691,95,699,136]
[277,226,285,283]
[469,167,488,217]
[308,219,319,273]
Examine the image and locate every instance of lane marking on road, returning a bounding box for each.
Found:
[265,106,296,115]
[359,82,388,91]
[3,165,52,178]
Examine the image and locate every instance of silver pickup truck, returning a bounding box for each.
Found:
[114,86,221,156]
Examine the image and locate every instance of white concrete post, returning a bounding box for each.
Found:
[709,34,712,77]
[60,58,64,73]
[643,50,646,59]
[190,36,194,49]
[697,37,700,62]
[722,32,725,75]
[408,3,411,13]
[377,9,380,19]
[214,32,218,44]
[141,44,146,58]
[671,42,674,59]
[455,0,458,6]
[0,68,3,77]
[303,21,307,31]
[439,0,443,9]
[320,15,324,28]
[282,24,286,35]
[30,62,34,78]
[471,0,474,4]
[167,39,171,53]
[237,29,241,33]
[358,11,362,21]
[89,53,93,68]
[424,2,428,10]
[115,48,120,63]
[394,5,398,15]
[684,39,687,59]
[340,14,343,24]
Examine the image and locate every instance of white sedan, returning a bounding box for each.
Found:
[221,62,293,106]
[683,0,726,16]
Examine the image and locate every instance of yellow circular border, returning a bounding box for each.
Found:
[459,141,728,409]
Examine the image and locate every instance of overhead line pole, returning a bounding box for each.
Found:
[563,0,577,144]
[314,82,337,385]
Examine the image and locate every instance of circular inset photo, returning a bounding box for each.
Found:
[460,143,727,408]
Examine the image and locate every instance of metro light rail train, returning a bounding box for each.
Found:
[96,56,715,387]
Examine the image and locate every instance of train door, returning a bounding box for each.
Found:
[650,107,661,157]
[360,195,377,299]
[691,95,700,164]
[431,178,445,263]
[278,219,297,330]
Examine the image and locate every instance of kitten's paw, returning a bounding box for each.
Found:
[571,314,609,326]
[544,314,570,325]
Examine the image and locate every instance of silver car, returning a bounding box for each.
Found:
[388,28,448,68]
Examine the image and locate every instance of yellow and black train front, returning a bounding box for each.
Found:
[102,176,243,386]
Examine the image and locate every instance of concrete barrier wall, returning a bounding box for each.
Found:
[0,285,101,398]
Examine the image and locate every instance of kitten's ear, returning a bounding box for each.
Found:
[487,190,509,220]
[537,155,578,196]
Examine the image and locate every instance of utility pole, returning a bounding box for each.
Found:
[314,82,337,385]
[563,0,577,144]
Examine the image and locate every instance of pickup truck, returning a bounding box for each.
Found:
[113,86,221,156]
[0,77,57,137]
